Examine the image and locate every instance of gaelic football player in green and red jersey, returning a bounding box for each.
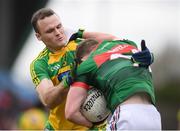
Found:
[65,39,162,130]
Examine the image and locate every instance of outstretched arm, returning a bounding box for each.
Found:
[68,29,119,43]
[83,31,119,43]
[65,86,93,128]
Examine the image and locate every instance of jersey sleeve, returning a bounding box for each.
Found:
[30,59,50,87]
[71,82,90,90]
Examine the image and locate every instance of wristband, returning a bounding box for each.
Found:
[62,79,70,89]
[77,28,85,38]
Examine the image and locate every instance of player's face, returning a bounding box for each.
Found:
[36,14,67,52]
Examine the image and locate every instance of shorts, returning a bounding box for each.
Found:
[106,104,162,130]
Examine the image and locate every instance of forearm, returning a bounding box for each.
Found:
[67,111,93,128]
[45,84,68,108]
[83,32,119,42]
[65,86,92,127]
[37,79,68,109]
[69,29,119,42]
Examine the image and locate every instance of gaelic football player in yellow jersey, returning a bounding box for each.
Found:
[30,8,117,130]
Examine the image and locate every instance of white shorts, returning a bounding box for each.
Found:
[106,104,162,130]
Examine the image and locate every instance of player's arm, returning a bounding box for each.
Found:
[65,83,93,128]
[83,31,119,43]
[68,29,119,43]
[36,78,69,109]
[31,60,73,109]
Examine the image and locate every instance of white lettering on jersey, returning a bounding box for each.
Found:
[110,54,131,60]
[107,45,129,53]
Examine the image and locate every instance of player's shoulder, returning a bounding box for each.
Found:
[30,48,49,68]
[66,40,81,51]
[77,58,95,74]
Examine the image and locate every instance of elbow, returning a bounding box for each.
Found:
[42,95,51,108]
[42,95,59,109]
[38,95,50,108]
[43,98,57,109]
[45,103,55,109]
[41,98,53,109]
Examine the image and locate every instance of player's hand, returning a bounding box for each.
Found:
[68,29,84,42]
[89,119,107,131]
[68,32,79,42]
[131,40,154,68]
[58,71,73,88]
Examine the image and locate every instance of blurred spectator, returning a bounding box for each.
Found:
[0,71,43,129]
[18,108,47,130]
[0,89,19,129]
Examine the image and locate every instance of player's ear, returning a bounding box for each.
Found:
[81,58,85,62]
[81,55,89,62]
[35,32,42,41]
